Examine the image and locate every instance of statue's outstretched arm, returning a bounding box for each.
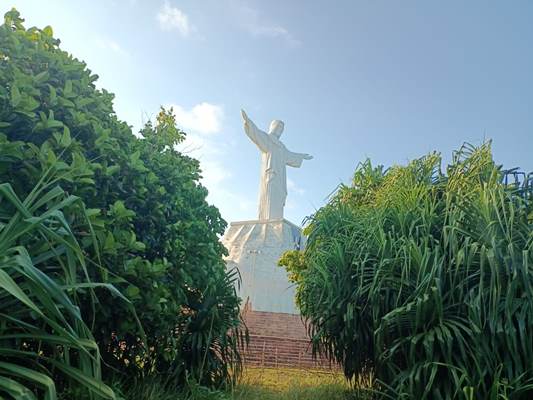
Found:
[286,150,313,168]
[241,109,270,152]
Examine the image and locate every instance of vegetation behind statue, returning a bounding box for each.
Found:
[0,9,243,398]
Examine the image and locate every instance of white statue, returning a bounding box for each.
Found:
[241,109,313,221]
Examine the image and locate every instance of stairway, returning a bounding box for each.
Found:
[242,310,335,369]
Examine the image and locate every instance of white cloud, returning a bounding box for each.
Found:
[248,23,300,46]
[157,1,192,36]
[287,178,305,195]
[168,102,223,135]
[201,159,231,187]
[234,2,300,46]
[209,188,255,221]
[285,179,306,220]
[193,151,254,222]
[96,38,128,56]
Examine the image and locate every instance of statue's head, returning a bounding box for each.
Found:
[269,120,284,138]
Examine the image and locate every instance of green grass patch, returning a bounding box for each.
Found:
[230,367,354,400]
[113,366,364,399]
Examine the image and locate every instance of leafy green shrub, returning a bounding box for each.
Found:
[282,143,533,399]
[0,7,243,395]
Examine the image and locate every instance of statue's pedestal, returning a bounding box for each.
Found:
[222,219,304,314]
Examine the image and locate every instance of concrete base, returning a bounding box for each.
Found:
[222,219,304,314]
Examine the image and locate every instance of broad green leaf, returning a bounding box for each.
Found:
[0,362,56,400]
[0,376,37,400]
[10,85,21,107]
[42,25,53,36]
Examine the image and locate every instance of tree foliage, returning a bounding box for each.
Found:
[282,143,533,399]
[0,8,243,398]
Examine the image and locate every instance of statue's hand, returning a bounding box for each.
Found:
[241,109,249,122]
[303,154,313,160]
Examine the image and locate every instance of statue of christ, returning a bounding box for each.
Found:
[241,109,313,221]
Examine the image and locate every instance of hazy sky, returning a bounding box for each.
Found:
[8,1,533,224]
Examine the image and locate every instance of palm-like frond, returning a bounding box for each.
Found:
[0,178,116,399]
[292,143,533,399]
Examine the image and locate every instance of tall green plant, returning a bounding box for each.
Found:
[282,143,533,399]
[0,171,119,399]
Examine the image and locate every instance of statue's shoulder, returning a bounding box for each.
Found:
[269,135,285,148]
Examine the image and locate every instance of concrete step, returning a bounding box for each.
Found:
[241,310,336,370]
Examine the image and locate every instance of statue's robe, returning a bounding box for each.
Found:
[244,120,307,220]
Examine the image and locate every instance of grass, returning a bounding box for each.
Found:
[229,366,354,400]
[115,366,359,400]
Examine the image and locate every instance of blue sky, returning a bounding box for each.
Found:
[8,0,533,225]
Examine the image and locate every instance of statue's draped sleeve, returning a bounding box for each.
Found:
[244,119,271,153]
[285,151,306,168]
